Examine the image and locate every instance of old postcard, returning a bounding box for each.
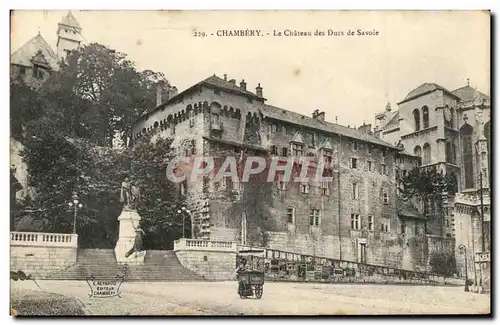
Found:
[9,10,491,316]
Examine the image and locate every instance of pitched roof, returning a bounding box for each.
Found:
[378,110,399,130]
[201,75,264,100]
[396,198,426,220]
[398,83,460,104]
[10,34,59,71]
[59,11,81,29]
[143,74,264,116]
[260,105,400,149]
[451,85,490,102]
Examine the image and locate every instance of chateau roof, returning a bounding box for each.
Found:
[260,105,400,150]
[142,74,265,116]
[398,82,460,104]
[451,85,490,102]
[59,11,81,29]
[202,75,265,100]
[10,34,59,70]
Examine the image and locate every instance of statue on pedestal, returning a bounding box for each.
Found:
[120,177,141,210]
[115,177,146,264]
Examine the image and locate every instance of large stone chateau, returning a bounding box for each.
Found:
[132,74,455,272]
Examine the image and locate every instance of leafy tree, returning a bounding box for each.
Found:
[400,167,451,237]
[42,43,170,146]
[429,250,457,277]
[17,126,185,248]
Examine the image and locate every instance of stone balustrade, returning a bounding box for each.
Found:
[11,231,78,248]
[174,238,237,252]
[455,192,491,207]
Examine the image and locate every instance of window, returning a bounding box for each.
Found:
[382,164,387,175]
[367,161,373,172]
[282,147,288,156]
[382,149,387,158]
[322,149,333,168]
[292,143,304,156]
[402,170,408,177]
[32,65,44,80]
[351,214,360,230]
[413,109,421,131]
[368,216,374,231]
[300,184,309,194]
[414,145,422,158]
[423,143,431,165]
[383,192,389,204]
[279,181,287,191]
[321,182,330,196]
[422,106,429,129]
[350,158,358,169]
[189,111,195,127]
[401,223,406,234]
[211,113,220,124]
[271,124,277,133]
[352,140,358,151]
[214,89,221,95]
[19,66,26,75]
[287,207,295,224]
[270,145,278,155]
[310,209,320,226]
[460,123,474,189]
[381,218,390,232]
[352,183,359,200]
[367,145,372,155]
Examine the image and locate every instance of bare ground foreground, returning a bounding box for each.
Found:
[11,280,490,316]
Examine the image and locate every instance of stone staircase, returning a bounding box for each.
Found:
[45,249,206,282]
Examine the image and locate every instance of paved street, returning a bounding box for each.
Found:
[11,280,490,315]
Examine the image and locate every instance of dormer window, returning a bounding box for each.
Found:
[322,149,333,167]
[32,65,44,80]
[291,143,303,156]
[352,140,358,151]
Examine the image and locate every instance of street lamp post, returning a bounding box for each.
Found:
[68,192,83,234]
[177,207,191,239]
[459,244,469,292]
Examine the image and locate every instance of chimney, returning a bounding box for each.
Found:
[256,83,263,97]
[312,109,325,121]
[240,79,247,91]
[156,80,165,107]
[358,123,372,134]
[169,86,178,99]
[385,102,391,112]
[229,79,236,85]
[224,74,227,81]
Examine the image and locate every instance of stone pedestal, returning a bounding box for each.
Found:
[114,208,146,265]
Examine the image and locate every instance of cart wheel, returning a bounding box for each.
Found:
[254,285,263,299]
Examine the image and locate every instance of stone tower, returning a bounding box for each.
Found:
[56,11,82,62]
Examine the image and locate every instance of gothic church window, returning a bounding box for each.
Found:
[422,106,429,129]
[413,109,421,131]
[460,123,474,189]
[423,143,431,165]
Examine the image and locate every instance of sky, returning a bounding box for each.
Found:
[10,10,490,128]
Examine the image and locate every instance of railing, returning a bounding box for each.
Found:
[236,242,461,284]
[174,238,237,252]
[10,232,78,248]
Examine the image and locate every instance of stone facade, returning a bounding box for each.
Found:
[133,74,437,271]
[372,81,491,282]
